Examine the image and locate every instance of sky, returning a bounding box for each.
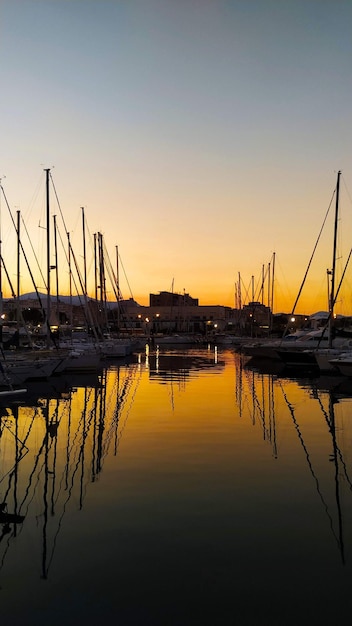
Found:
[0,0,352,314]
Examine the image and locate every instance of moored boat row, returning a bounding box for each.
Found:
[0,336,140,390]
[239,336,352,377]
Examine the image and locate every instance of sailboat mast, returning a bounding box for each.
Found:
[267,262,271,309]
[0,180,3,321]
[17,210,20,324]
[267,261,271,334]
[81,207,87,296]
[270,252,275,335]
[271,252,275,313]
[53,215,59,321]
[116,245,120,330]
[45,168,51,347]
[329,171,341,347]
[238,272,241,310]
[94,233,98,302]
[67,231,73,326]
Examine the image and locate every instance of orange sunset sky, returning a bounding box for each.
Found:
[1,0,351,315]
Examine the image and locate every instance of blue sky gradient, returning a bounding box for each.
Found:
[1,0,351,313]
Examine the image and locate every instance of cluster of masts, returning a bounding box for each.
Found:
[235,252,276,312]
[0,169,122,348]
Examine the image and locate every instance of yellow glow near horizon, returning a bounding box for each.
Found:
[1,3,351,318]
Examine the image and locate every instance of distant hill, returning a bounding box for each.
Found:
[3,293,141,308]
[3,292,85,306]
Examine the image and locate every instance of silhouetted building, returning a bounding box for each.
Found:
[149,291,198,307]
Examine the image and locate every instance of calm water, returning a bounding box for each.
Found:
[1,345,352,625]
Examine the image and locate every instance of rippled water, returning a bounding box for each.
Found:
[1,345,352,625]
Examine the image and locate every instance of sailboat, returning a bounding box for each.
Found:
[276,171,352,369]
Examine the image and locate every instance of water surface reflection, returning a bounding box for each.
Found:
[1,346,352,625]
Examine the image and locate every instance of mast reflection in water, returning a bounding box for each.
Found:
[1,346,352,625]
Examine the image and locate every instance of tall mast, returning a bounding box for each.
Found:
[267,260,271,335]
[238,272,241,309]
[67,231,73,326]
[94,233,98,302]
[270,252,275,334]
[17,210,21,325]
[267,262,271,309]
[116,245,120,330]
[81,207,87,296]
[329,170,341,347]
[53,215,59,322]
[44,168,51,347]
[271,252,275,315]
[0,179,3,323]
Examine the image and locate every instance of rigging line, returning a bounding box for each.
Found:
[56,223,88,304]
[1,250,17,312]
[274,256,293,303]
[22,171,44,226]
[278,381,340,548]
[240,277,251,306]
[49,172,69,237]
[51,173,94,307]
[315,247,352,348]
[341,173,352,207]
[69,243,99,333]
[20,213,46,287]
[101,239,138,328]
[101,237,125,301]
[0,183,48,316]
[330,246,352,304]
[118,251,134,300]
[81,214,96,274]
[51,177,93,292]
[59,234,100,338]
[288,188,336,318]
[101,242,120,300]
